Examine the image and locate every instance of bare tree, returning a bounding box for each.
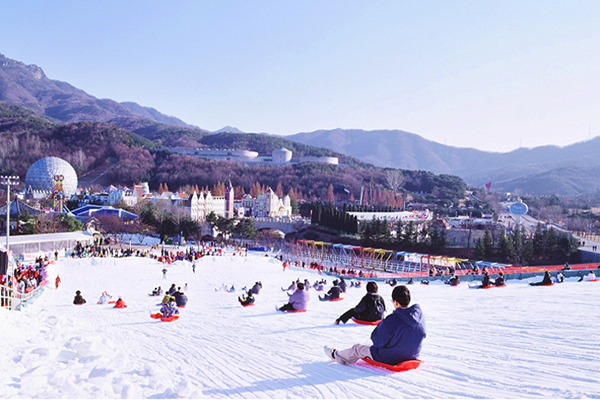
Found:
[384,169,405,195]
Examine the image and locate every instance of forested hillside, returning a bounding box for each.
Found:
[0,102,467,205]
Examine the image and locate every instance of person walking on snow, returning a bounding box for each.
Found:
[55,275,61,289]
[325,285,426,365]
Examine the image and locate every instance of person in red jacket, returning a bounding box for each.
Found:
[114,297,127,308]
[55,275,61,289]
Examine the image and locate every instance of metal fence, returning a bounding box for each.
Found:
[0,283,45,311]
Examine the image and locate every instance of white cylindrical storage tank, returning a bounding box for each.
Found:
[299,156,339,165]
[272,147,292,163]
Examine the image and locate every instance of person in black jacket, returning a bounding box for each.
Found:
[320,280,342,301]
[339,277,347,293]
[481,272,492,287]
[494,272,506,286]
[335,281,385,324]
[531,271,553,286]
[73,290,86,305]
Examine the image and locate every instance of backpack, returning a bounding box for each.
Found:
[373,295,385,315]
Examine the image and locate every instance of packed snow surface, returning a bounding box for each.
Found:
[1,251,599,398]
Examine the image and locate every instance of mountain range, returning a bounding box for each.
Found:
[1,51,598,196]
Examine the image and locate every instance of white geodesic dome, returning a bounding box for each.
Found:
[25,157,78,196]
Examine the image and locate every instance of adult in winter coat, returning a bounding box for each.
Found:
[167,284,177,295]
[320,280,341,301]
[251,282,262,294]
[325,285,426,365]
[494,272,506,286]
[73,290,86,305]
[481,272,492,287]
[278,283,309,311]
[335,281,385,324]
[339,277,347,293]
[115,297,127,308]
[97,291,111,304]
[532,271,553,286]
[175,291,188,307]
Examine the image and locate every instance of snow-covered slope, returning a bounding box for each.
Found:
[1,251,599,398]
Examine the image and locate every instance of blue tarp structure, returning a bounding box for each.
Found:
[249,246,267,251]
[70,205,139,221]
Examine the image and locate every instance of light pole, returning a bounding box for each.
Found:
[1,175,19,278]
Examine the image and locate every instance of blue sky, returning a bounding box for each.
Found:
[2,1,600,152]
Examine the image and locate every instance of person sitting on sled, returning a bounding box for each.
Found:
[448,275,460,286]
[97,291,112,304]
[278,282,309,312]
[115,297,126,308]
[238,290,255,306]
[319,280,341,301]
[160,296,179,318]
[481,271,492,287]
[251,281,262,294]
[73,290,86,305]
[494,272,506,286]
[325,285,426,365]
[532,271,553,286]
[335,281,386,325]
[339,277,347,293]
[579,271,596,282]
[175,290,188,307]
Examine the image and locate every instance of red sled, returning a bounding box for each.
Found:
[285,309,306,313]
[352,317,381,326]
[361,358,422,372]
[241,303,255,307]
[178,306,186,309]
[330,297,344,302]
[161,315,179,322]
[150,313,162,319]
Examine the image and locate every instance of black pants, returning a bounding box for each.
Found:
[338,308,359,323]
[279,303,296,311]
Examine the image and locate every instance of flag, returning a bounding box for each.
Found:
[484,182,492,192]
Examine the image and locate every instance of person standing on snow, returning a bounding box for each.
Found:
[325,285,426,365]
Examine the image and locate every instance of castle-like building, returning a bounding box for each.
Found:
[107,182,292,221]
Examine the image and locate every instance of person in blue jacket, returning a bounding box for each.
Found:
[325,285,426,365]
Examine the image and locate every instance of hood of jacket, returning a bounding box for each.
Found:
[393,304,426,331]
